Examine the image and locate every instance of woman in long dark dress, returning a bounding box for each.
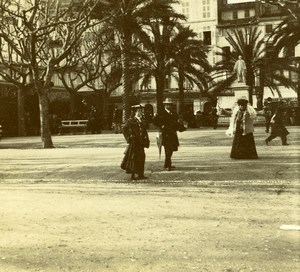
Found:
[121,105,150,180]
[226,98,258,159]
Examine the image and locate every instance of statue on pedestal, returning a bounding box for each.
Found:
[233,55,246,83]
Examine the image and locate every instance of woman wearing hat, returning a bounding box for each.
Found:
[226,97,258,159]
[153,98,186,170]
[121,105,150,180]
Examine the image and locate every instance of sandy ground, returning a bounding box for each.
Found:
[0,127,299,272]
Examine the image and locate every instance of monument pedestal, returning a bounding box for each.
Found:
[231,82,249,101]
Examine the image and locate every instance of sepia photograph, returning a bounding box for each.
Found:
[0,0,299,271]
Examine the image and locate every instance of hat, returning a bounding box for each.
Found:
[266,97,272,101]
[236,96,248,105]
[163,98,173,104]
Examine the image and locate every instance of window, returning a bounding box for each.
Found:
[222,46,230,61]
[203,31,211,45]
[233,11,238,20]
[203,0,210,19]
[244,10,250,18]
[265,24,273,34]
[181,1,189,19]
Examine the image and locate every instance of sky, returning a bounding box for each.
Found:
[228,0,255,3]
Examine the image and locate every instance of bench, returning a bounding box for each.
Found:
[59,120,88,135]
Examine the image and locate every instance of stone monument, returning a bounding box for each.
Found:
[232,55,249,101]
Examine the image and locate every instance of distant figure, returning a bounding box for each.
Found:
[112,106,122,134]
[233,55,246,83]
[209,106,219,129]
[87,106,96,134]
[263,97,274,133]
[265,107,289,146]
[81,99,90,119]
[50,114,61,135]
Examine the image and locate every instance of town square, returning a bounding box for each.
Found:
[0,0,299,271]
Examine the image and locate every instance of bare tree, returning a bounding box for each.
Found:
[0,0,109,147]
[0,1,33,136]
[56,26,114,118]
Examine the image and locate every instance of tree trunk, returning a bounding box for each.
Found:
[248,85,253,106]
[246,69,255,106]
[178,70,185,115]
[38,91,54,148]
[121,34,132,123]
[17,88,26,136]
[255,68,264,110]
[155,72,165,115]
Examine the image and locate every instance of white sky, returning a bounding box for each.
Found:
[228,0,255,3]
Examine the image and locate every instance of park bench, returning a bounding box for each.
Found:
[59,120,88,135]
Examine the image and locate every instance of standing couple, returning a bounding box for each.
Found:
[121,98,185,180]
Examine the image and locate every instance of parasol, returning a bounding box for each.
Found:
[156,131,162,159]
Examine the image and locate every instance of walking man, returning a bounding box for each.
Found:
[153,98,186,171]
[263,97,274,133]
[265,107,290,146]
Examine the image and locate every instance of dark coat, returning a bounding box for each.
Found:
[121,117,149,174]
[153,110,185,152]
[270,113,289,137]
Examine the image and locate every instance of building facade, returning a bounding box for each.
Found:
[0,0,299,135]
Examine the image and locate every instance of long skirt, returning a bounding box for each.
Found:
[230,130,258,159]
[121,143,145,175]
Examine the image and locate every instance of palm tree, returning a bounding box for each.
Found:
[211,26,295,109]
[133,0,185,114]
[168,25,210,114]
[271,5,300,106]
[101,0,151,122]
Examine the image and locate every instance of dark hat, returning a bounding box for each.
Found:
[163,98,173,104]
[266,97,272,101]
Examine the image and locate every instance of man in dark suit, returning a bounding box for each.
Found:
[153,98,186,171]
[263,97,275,133]
[121,105,150,180]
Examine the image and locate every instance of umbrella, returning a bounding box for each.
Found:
[156,131,162,159]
